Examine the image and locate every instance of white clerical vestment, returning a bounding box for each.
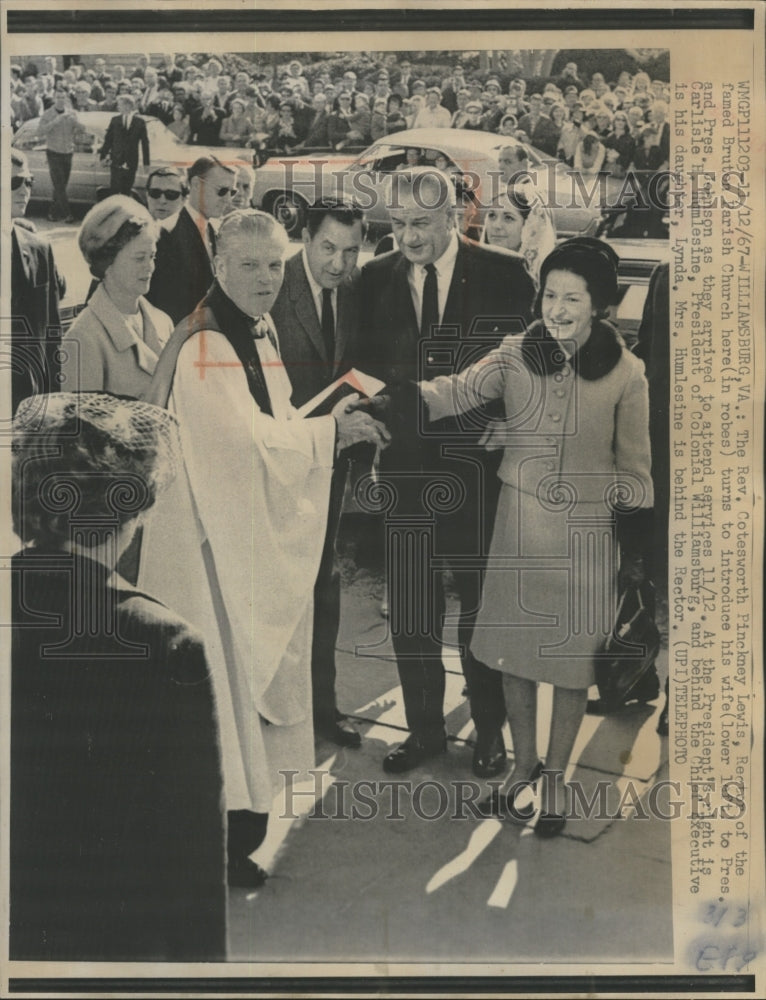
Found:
[140,314,336,812]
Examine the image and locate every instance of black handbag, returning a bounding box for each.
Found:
[595,584,661,711]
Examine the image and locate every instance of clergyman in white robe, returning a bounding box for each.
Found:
[140,307,336,815]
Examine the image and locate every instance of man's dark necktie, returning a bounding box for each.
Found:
[321,287,335,371]
[206,222,217,258]
[420,262,439,338]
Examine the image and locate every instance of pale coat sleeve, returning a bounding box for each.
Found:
[61,311,107,391]
[613,353,654,509]
[418,336,511,421]
[170,330,336,724]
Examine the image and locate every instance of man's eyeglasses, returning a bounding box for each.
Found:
[147,187,182,200]
[204,179,237,197]
[12,175,33,190]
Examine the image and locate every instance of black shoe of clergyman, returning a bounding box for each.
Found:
[227,857,268,889]
[472,731,508,778]
[316,722,362,748]
[383,733,447,774]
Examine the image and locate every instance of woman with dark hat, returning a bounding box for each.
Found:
[390,237,654,837]
[10,393,227,959]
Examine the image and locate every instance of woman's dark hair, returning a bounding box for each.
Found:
[503,184,534,220]
[536,236,620,319]
[387,92,403,110]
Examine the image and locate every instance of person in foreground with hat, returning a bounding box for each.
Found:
[140,210,390,888]
[358,238,653,837]
[61,195,171,399]
[10,393,227,960]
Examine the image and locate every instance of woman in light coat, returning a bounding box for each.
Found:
[62,196,172,399]
[384,238,654,837]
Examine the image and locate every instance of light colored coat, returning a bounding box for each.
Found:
[420,324,654,686]
[61,283,172,398]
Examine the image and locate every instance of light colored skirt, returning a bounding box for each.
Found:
[471,483,618,689]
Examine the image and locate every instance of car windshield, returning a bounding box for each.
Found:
[146,118,184,148]
[12,122,42,151]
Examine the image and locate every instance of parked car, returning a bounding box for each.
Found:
[12,112,255,208]
[252,127,650,240]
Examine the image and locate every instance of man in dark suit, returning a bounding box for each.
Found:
[359,167,536,775]
[147,155,235,325]
[271,198,365,748]
[293,92,331,151]
[99,94,150,195]
[9,151,66,413]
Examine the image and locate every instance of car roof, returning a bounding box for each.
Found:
[16,111,161,135]
[370,128,528,158]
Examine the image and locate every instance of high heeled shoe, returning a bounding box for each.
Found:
[477,760,543,821]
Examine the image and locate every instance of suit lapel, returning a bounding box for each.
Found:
[334,281,353,375]
[12,227,33,284]
[393,253,418,337]
[442,240,467,325]
[291,256,328,362]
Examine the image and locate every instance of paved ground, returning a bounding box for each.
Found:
[228,515,673,966]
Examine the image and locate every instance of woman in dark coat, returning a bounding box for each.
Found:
[10,392,227,961]
[402,239,654,837]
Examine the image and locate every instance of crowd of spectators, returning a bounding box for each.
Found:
[11,53,670,176]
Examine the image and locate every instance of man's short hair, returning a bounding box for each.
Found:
[305,197,366,239]
[383,167,456,212]
[216,208,290,257]
[146,166,189,196]
[187,155,235,184]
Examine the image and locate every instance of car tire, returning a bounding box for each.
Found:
[265,192,307,238]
